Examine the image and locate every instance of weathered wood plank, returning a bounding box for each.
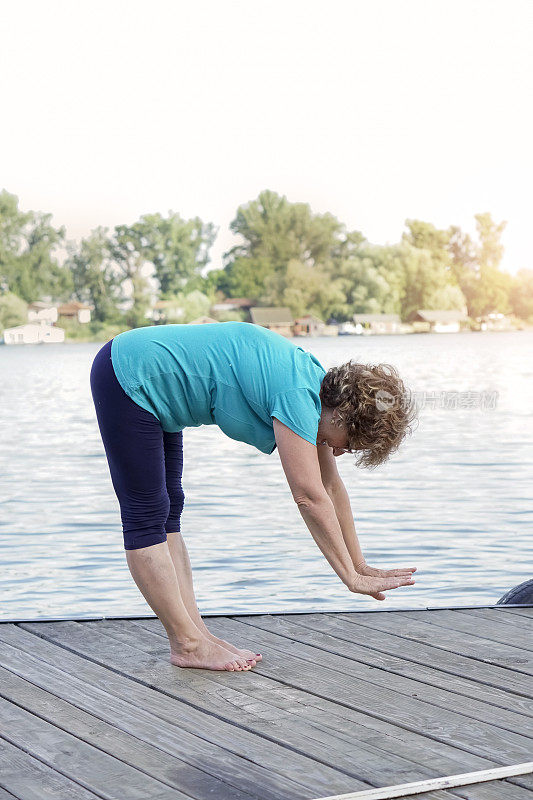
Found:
[0,735,103,800]
[199,616,533,763]
[395,610,533,653]
[216,615,533,794]
[0,627,313,800]
[138,615,530,800]
[238,612,533,713]
[0,665,276,800]
[373,794,452,800]
[0,697,187,800]
[8,622,361,797]
[330,611,533,676]
[134,613,533,782]
[0,790,18,800]
[481,608,533,620]
[208,614,533,734]
[3,610,533,800]
[259,612,533,709]
[279,612,533,699]
[23,617,533,796]
[452,608,533,629]
[9,619,529,800]
[17,617,464,789]
[97,618,498,778]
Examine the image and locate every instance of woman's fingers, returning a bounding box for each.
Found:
[375,575,414,593]
[352,573,415,596]
[382,567,417,577]
[387,575,415,588]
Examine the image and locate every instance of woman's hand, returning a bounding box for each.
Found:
[350,562,416,601]
[355,560,417,579]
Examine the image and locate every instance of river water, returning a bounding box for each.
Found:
[1,330,532,621]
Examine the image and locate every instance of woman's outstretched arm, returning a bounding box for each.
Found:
[273,418,415,600]
[272,418,356,586]
[317,442,366,568]
[317,438,417,594]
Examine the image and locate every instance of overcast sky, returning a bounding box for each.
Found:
[1,0,531,274]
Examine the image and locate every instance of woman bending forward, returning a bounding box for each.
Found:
[90,321,417,672]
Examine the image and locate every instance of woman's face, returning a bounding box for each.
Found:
[317,407,351,456]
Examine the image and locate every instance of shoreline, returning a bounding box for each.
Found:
[2,325,532,346]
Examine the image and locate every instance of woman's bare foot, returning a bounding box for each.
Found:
[202,631,262,664]
[170,635,254,671]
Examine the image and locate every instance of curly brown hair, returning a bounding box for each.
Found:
[319,360,418,469]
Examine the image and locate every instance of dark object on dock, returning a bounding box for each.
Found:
[0,606,533,799]
[498,579,533,605]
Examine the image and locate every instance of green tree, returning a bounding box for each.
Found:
[216,254,271,299]
[213,308,247,322]
[470,212,510,316]
[397,243,466,320]
[203,268,230,297]
[135,212,216,297]
[0,292,27,333]
[332,244,403,320]
[66,227,122,322]
[0,190,70,302]
[448,213,510,317]
[222,190,362,299]
[0,191,30,274]
[475,212,506,272]
[426,282,470,311]
[400,219,466,318]
[447,225,479,316]
[403,219,452,258]
[468,266,512,317]
[157,290,212,323]
[260,259,345,319]
[109,224,152,328]
[229,190,342,266]
[402,218,456,281]
[509,269,533,321]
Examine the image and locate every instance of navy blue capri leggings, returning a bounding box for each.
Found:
[90,339,185,550]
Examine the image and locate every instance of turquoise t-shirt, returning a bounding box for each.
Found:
[110,321,326,455]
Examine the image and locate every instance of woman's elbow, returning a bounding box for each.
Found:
[293,488,331,511]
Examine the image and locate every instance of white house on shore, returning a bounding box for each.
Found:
[294,314,327,337]
[27,301,59,324]
[410,309,469,333]
[27,300,92,324]
[3,323,65,345]
[56,301,92,324]
[353,313,402,334]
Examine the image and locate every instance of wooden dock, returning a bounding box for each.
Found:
[0,606,532,800]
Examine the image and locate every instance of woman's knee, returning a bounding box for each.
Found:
[165,485,185,533]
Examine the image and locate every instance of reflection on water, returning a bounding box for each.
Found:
[1,331,532,620]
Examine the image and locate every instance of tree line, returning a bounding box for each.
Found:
[1,188,532,337]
